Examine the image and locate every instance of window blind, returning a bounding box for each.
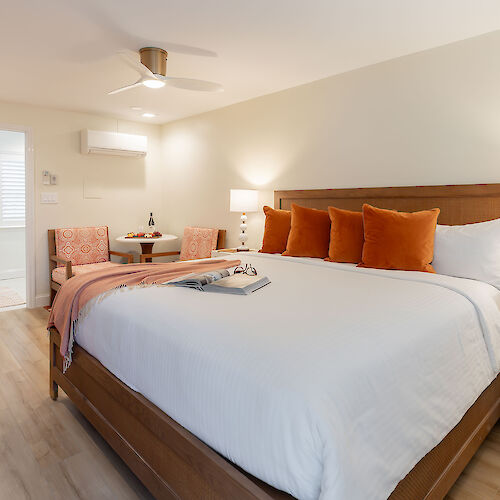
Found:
[0,153,25,226]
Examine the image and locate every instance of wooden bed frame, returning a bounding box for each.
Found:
[50,183,500,500]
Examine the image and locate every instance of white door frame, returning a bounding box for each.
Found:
[0,124,35,308]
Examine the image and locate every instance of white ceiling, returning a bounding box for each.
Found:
[1,0,500,125]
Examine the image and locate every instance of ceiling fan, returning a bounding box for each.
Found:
[108,47,223,95]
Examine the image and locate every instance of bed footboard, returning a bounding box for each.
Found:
[49,327,499,500]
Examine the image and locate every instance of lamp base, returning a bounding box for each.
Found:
[237,213,250,252]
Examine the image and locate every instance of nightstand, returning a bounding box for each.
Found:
[211,248,259,257]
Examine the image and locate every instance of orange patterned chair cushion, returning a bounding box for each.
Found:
[179,227,219,261]
[55,226,109,266]
[51,261,121,285]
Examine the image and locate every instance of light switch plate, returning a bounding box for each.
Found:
[41,192,58,204]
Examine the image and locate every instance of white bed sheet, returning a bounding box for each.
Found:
[76,253,499,500]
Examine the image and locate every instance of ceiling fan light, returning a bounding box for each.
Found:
[143,79,165,89]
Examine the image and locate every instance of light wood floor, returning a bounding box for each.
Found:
[0,307,498,500]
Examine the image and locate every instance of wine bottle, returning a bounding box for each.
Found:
[148,212,155,232]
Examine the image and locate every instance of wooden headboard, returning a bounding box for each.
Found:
[274,183,500,225]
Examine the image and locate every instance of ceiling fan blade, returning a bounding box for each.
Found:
[117,50,155,78]
[65,1,218,61]
[159,76,223,92]
[108,80,143,95]
[151,41,217,58]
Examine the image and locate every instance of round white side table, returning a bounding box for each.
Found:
[116,234,178,262]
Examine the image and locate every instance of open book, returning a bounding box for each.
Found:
[168,269,270,295]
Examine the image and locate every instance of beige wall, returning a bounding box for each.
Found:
[3,30,500,303]
[160,30,500,249]
[0,101,166,305]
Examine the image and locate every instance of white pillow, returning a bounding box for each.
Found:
[433,219,500,288]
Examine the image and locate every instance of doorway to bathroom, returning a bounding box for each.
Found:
[0,129,27,310]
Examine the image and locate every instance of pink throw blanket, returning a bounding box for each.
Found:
[47,260,240,370]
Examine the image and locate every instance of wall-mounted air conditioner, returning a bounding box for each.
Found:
[81,129,147,157]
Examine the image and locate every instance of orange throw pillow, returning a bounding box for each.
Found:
[326,207,364,263]
[359,204,440,272]
[282,204,331,258]
[259,206,291,254]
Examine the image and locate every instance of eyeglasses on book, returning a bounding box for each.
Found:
[234,263,257,276]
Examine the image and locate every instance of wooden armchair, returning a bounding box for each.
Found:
[48,226,133,304]
[140,227,226,263]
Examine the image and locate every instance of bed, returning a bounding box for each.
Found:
[49,183,500,500]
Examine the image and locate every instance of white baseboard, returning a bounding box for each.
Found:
[34,294,50,308]
[0,268,25,280]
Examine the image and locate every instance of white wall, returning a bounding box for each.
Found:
[0,227,25,279]
[0,101,166,306]
[160,30,500,249]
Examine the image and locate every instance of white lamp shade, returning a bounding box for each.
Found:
[230,189,258,212]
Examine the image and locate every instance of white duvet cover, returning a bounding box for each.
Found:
[76,253,499,500]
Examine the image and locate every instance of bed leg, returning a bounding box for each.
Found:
[49,332,59,400]
[50,379,58,400]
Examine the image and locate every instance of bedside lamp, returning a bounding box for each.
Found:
[230,189,258,251]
